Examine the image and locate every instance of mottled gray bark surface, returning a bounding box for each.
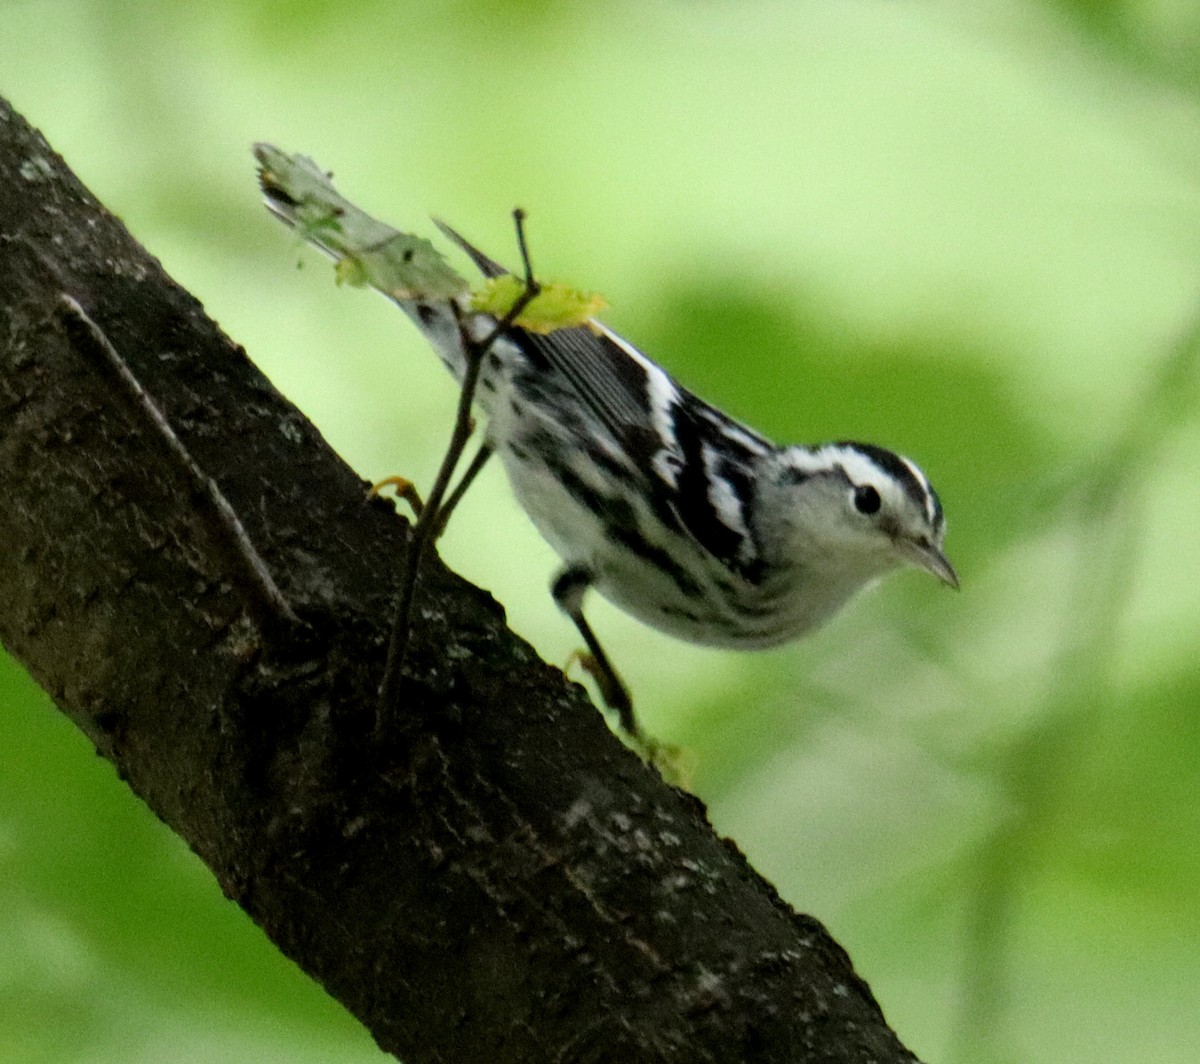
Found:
[0,97,919,1064]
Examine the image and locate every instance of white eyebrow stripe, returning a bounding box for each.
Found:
[897,453,936,523]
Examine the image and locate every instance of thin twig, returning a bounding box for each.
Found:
[57,294,301,640]
[376,210,540,726]
[432,441,494,535]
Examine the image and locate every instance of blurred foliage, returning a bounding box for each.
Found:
[2,1,1199,1062]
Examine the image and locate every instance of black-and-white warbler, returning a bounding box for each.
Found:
[259,167,956,738]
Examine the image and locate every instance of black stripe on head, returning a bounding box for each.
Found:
[838,441,942,527]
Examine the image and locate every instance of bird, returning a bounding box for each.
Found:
[256,154,956,739]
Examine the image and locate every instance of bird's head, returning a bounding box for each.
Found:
[759,440,957,590]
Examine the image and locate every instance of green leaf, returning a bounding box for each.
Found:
[471,275,607,334]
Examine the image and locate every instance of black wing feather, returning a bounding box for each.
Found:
[432,218,509,278]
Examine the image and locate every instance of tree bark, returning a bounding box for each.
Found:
[0,97,920,1064]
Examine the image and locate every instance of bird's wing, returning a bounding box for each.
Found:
[433,219,663,451]
[435,220,771,574]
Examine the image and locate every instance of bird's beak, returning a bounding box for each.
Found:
[902,539,959,589]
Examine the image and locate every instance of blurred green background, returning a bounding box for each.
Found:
[2,1,1199,1061]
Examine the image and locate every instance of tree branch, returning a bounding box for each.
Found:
[0,97,920,1064]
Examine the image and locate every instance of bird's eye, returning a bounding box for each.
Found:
[853,485,881,515]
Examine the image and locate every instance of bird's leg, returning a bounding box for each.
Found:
[552,566,639,738]
[377,210,540,726]
[370,429,491,536]
[369,475,425,518]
